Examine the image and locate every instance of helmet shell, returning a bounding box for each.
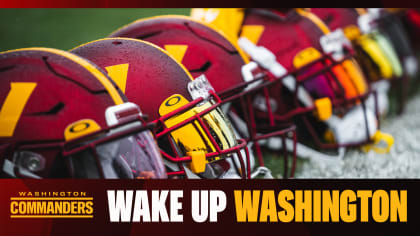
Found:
[0,48,124,143]
[109,15,248,94]
[71,38,194,121]
[0,48,127,178]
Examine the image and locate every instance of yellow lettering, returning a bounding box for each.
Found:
[234,190,260,222]
[259,190,277,222]
[340,190,357,222]
[278,190,294,222]
[322,190,339,222]
[372,190,389,222]
[295,190,312,222]
[390,190,407,222]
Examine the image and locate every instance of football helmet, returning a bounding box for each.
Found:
[310,8,414,114]
[109,15,293,178]
[190,8,394,159]
[367,8,417,77]
[71,38,251,179]
[0,48,166,179]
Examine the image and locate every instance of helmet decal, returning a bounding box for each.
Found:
[191,8,246,41]
[293,47,322,68]
[0,82,37,137]
[239,25,265,45]
[343,25,362,40]
[164,45,188,63]
[105,63,130,93]
[64,119,101,141]
[159,94,190,116]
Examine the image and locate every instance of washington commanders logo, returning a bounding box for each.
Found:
[10,192,93,218]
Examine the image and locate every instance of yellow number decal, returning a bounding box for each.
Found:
[0,82,37,137]
[105,63,129,93]
[240,25,265,45]
[164,45,188,63]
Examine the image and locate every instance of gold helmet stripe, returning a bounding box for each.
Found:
[296,8,331,34]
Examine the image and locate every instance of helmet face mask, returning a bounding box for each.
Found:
[153,88,251,179]
[187,9,393,158]
[64,116,166,179]
[234,9,386,154]
[0,48,167,179]
[232,49,378,150]
[71,38,252,179]
[310,8,413,114]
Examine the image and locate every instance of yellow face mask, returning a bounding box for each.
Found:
[348,23,402,81]
[293,47,368,101]
[159,93,238,175]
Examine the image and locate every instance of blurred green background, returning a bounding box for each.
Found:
[0,8,190,51]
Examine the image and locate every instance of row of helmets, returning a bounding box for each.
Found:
[1,8,418,179]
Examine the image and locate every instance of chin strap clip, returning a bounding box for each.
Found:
[187,150,207,174]
[251,166,274,179]
[361,131,394,154]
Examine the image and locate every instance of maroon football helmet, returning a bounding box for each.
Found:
[71,38,251,179]
[0,48,166,179]
[232,9,393,156]
[310,8,413,114]
[109,15,292,178]
[114,10,395,164]
[109,12,394,168]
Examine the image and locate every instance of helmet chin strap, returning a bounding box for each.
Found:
[163,159,201,179]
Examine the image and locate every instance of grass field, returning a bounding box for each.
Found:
[1,9,420,179]
[0,9,189,51]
